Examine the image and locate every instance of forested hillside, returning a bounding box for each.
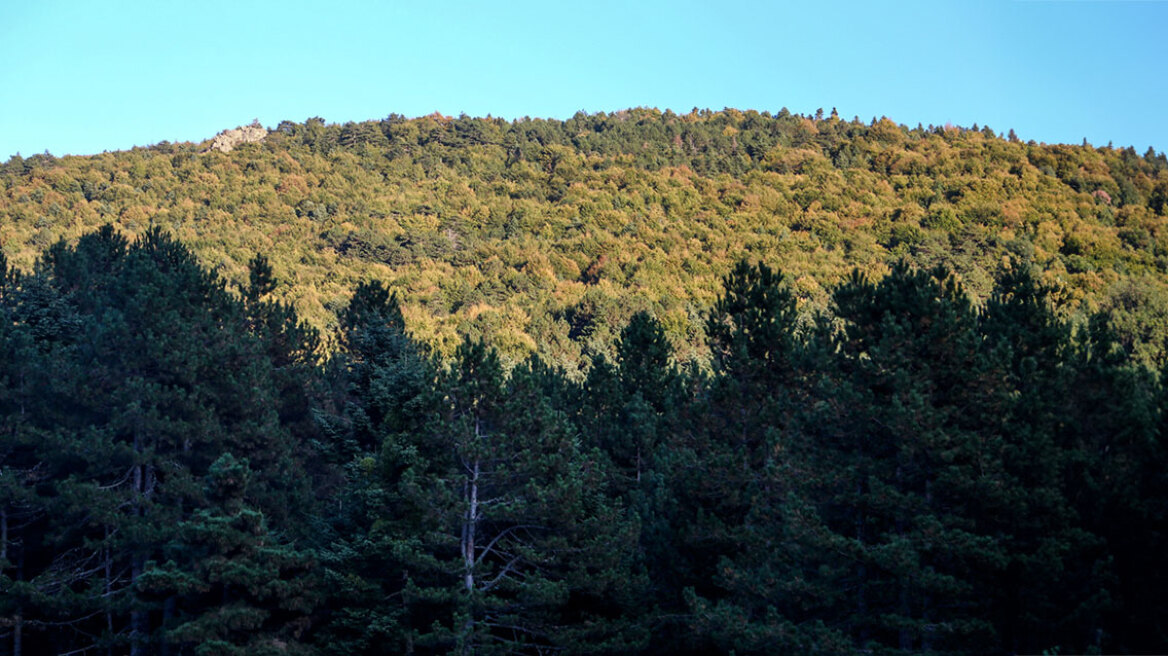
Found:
[1,228,1165,655]
[3,109,1168,367]
[4,110,1168,653]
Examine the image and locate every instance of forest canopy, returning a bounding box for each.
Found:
[3,108,1168,367]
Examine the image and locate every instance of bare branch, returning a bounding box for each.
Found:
[480,554,524,592]
[475,524,544,566]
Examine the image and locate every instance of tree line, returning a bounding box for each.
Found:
[1,227,1166,654]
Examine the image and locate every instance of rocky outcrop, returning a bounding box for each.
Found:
[206,121,267,153]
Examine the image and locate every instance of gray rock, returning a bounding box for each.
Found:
[206,120,267,153]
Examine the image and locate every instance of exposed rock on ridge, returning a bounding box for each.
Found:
[206,120,267,153]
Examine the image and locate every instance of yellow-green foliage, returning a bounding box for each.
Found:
[4,109,1168,367]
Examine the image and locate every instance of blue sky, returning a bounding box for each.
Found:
[1,0,1166,160]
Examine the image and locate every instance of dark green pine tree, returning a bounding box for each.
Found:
[706,261,801,389]
[1114,357,1168,650]
[809,262,1008,654]
[678,261,846,654]
[342,337,644,655]
[1056,313,1158,654]
[57,227,309,651]
[611,311,682,486]
[311,281,441,655]
[0,254,45,656]
[138,453,318,656]
[576,311,691,650]
[577,353,623,488]
[241,253,322,453]
[973,265,1164,654]
[1,226,314,655]
[0,252,130,656]
[976,265,1093,654]
[483,356,647,654]
[336,280,436,457]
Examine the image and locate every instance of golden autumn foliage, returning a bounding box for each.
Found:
[3,108,1168,367]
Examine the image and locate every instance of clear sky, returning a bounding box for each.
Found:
[1,0,1166,160]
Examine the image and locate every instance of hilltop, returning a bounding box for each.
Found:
[3,108,1167,367]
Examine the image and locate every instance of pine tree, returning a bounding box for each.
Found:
[806,262,1006,653]
[311,280,441,655]
[331,337,645,655]
[1,227,314,654]
[138,454,318,655]
[672,261,832,654]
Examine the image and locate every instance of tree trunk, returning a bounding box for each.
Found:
[1,508,8,656]
[922,592,934,652]
[896,464,912,653]
[129,456,154,656]
[160,596,176,656]
[459,415,484,656]
[130,557,147,656]
[855,481,869,645]
[460,455,480,656]
[13,541,24,656]
[105,526,114,656]
[463,459,479,595]
[898,583,912,652]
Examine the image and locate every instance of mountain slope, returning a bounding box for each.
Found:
[3,108,1167,366]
